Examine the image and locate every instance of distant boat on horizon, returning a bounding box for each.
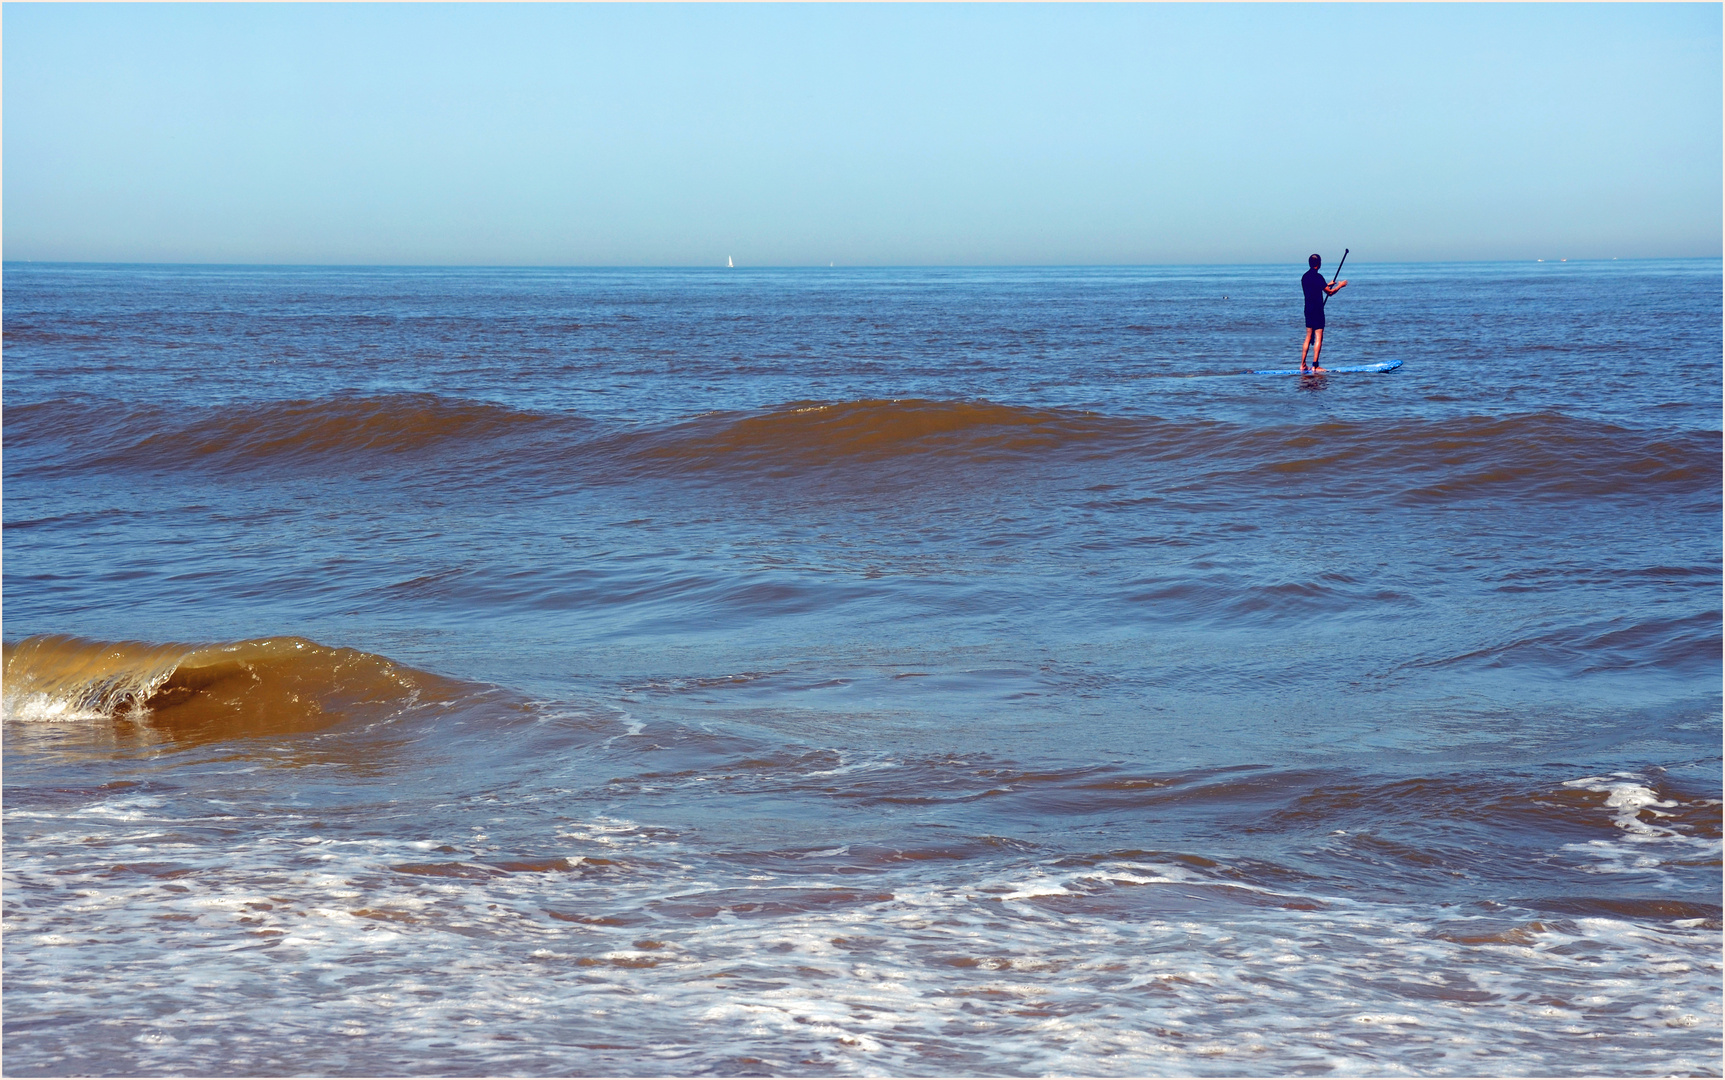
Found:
[727,256,734,268]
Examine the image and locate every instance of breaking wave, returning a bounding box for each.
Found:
[1,634,466,740]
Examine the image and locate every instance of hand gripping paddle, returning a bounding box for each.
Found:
[1323,248,1348,306]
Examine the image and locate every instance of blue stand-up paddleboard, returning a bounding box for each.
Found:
[1243,359,1402,376]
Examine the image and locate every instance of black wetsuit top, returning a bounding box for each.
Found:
[1302,268,1327,329]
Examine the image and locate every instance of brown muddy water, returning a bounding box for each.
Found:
[3,261,1719,1076]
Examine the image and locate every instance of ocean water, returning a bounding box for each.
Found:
[2,260,1719,1078]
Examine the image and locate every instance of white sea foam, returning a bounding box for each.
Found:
[1558,773,1721,880]
[6,788,1718,1078]
[2,690,115,724]
[1564,773,1681,836]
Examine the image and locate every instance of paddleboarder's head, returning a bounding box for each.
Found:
[1309,254,1321,269]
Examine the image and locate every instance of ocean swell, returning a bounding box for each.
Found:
[617,398,1134,474]
[6,394,568,475]
[7,395,1718,502]
[1193,412,1720,502]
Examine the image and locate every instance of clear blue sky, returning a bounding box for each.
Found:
[5,3,1719,266]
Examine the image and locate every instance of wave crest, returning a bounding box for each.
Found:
[10,395,561,474]
[627,398,1128,472]
[2,635,462,739]
[8,395,1716,499]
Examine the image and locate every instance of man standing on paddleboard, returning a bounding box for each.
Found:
[1300,254,1347,373]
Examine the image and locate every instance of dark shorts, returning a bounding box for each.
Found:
[1305,305,1325,330]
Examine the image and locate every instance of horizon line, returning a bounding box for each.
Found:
[6,255,1719,271]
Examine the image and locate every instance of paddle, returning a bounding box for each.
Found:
[1323,248,1348,306]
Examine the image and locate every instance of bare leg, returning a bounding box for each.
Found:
[1311,328,1325,372]
[1300,329,1315,371]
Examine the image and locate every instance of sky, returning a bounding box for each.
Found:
[4,3,1720,266]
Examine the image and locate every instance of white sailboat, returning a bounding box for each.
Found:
[727,256,734,268]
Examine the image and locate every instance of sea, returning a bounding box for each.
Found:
[2,259,1720,1078]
